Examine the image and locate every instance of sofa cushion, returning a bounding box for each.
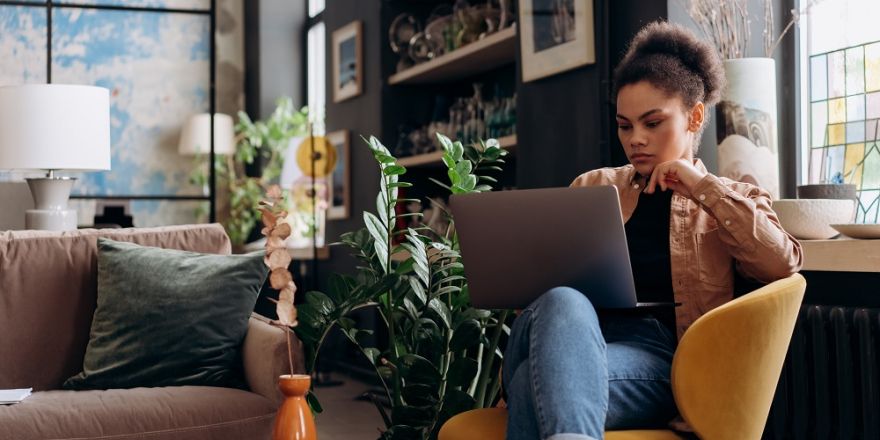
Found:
[63,239,268,390]
[0,224,232,391]
[0,387,276,440]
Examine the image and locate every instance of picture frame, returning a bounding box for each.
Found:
[518,0,595,82]
[326,129,351,220]
[332,20,363,103]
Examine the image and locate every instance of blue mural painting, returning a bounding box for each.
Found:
[0,4,212,226]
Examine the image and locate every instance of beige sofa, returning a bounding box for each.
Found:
[0,224,303,440]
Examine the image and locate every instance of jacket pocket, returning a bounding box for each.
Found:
[695,229,734,289]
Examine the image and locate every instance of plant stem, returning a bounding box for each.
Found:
[286,330,295,376]
[474,309,510,407]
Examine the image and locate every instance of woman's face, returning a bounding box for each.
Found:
[616,81,702,177]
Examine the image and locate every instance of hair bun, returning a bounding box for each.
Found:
[627,21,725,105]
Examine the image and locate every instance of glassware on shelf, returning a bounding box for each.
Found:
[396,83,516,158]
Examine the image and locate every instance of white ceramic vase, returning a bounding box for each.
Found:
[716,57,780,199]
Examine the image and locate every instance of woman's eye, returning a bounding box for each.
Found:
[618,125,632,131]
[646,121,661,128]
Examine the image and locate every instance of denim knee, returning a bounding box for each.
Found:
[530,286,598,323]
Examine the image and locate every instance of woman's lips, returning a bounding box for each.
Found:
[630,154,652,162]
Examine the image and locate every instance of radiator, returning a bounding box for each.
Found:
[764,305,880,439]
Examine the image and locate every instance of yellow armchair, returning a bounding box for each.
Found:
[439,274,806,440]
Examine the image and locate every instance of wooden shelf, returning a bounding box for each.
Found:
[388,25,517,85]
[801,238,880,272]
[397,134,516,168]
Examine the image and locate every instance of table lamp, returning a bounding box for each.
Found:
[0,84,111,231]
[178,113,235,156]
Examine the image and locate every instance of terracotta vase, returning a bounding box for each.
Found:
[272,374,317,440]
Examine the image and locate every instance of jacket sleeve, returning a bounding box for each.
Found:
[570,170,600,187]
[690,173,803,283]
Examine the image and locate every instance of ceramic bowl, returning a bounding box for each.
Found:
[796,184,857,200]
[773,199,856,240]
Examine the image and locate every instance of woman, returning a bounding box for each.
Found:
[502,21,802,440]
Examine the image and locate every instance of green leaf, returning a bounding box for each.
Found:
[388,181,413,188]
[440,389,476,417]
[399,353,441,386]
[402,384,438,406]
[377,192,389,226]
[364,212,388,246]
[463,175,478,191]
[454,159,473,177]
[432,285,461,297]
[361,348,381,366]
[385,424,424,439]
[305,291,335,316]
[337,316,356,331]
[394,256,415,276]
[448,168,461,186]
[409,277,427,306]
[306,390,324,414]
[436,132,454,151]
[428,298,452,329]
[450,319,482,351]
[446,357,478,389]
[384,165,406,176]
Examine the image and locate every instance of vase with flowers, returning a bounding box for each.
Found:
[259,184,316,440]
[683,0,822,199]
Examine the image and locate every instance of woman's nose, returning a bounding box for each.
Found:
[629,127,648,148]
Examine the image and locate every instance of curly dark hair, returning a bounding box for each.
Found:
[613,20,725,115]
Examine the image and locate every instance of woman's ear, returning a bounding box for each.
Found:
[688,102,705,132]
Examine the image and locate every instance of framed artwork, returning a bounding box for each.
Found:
[518,0,595,82]
[332,20,363,103]
[326,129,350,220]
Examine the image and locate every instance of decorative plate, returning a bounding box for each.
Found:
[389,13,420,54]
[830,224,880,239]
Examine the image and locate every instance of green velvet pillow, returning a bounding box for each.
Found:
[63,238,268,390]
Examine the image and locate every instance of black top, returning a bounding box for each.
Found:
[624,187,676,334]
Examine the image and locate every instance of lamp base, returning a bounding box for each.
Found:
[25,175,78,231]
[25,209,77,230]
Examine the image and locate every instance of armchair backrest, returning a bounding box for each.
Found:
[0,224,231,390]
[671,273,806,440]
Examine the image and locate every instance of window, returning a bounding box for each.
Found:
[307,0,325,134]
[801,0,880,222]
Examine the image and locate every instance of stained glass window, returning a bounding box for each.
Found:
[809,39,880,223]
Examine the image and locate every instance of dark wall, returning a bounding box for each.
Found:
[515,0,667,189]
[320,0,385,283]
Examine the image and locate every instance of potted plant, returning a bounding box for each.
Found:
[188,97,309,249]
[286,133,512,439]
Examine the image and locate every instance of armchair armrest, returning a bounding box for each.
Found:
[242,313,306,406]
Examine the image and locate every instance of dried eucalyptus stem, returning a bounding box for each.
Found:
[260,184,298,376]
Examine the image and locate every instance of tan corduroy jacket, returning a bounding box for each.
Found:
[570,159,803,338]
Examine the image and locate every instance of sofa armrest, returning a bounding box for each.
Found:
[242,313,306,406]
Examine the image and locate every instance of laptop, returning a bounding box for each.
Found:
[450,186,653,310]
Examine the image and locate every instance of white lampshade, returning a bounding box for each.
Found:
[178,113,235,155]
[0,84,111,171]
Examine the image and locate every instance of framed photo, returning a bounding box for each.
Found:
[332,20,363,103]
[326,130,351,220]
[518,0,595,82]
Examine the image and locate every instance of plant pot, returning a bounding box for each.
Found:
[716,57,780,199]
[272,374,317,440]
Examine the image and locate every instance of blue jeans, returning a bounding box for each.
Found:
[503,287,678,440]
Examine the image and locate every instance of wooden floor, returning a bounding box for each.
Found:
[313,375,386,440]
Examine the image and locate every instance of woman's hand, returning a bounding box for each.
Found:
[644,159,707,199]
